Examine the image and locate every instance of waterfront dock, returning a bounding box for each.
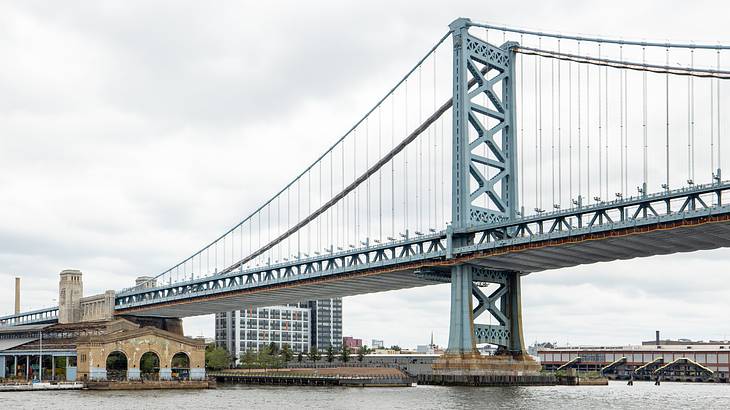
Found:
[210,367,414,387]
[0,381,84,392]
[85,380,215,390]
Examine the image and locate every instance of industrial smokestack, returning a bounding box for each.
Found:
[656,330,660,345]
[14,277,20,314]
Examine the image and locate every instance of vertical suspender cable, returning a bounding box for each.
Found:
[708,60,715,176]
[317,161,321,252]
[307,172,310,254]
[341,141,345,248]
[417,66,422,232]
[569,53,573,205]
[715,49,722,177]
[551,56,555,208]
[666,47,670,189]
[642,46,648,193]
[691,48,696,182]
[366,118,370,242]
[330,151,333,250]
[296,180,300,256]
[439,81,444,222]
[578,41,582,203]
[348,129,360,246]
[520,34,525,214]
[404,79,409,234]
[598,43,603,200]
[391,95,395,237]
[624,48,629,196]
[433,53,437,228]
[587,61,591,203]
[604,49,609,199]
[687,50,692,182]
[378,105,383,240]
[537,37,543,210]
[558,39,562,208]
[535,51,539,210]
[619,46,624,196]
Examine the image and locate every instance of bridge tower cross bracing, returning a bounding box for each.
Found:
[447,17,525,356]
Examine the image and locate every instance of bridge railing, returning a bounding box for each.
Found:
[0,306,59,327]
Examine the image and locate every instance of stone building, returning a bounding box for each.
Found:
[76,319,206,381]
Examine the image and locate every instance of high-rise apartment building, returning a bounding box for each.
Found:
[215,305,310,356]
[215,298,342,359]
[308,298,343,349]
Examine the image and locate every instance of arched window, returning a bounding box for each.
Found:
[106,351,128,381]
[140,351,160,381]
[171,352,190,380]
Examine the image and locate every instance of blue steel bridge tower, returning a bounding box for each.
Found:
[446,18,525,358]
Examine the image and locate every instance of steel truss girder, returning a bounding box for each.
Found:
[115,234,447,309]
[0,306,59,328]
[462,181,730,249]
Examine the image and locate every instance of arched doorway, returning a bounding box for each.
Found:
[140,351,160,381]
[171,352,190,380]
[106,351,128,381]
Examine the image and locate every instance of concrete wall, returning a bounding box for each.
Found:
[80,290,115,322]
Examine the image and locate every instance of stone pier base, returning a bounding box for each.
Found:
[426,353,553,386]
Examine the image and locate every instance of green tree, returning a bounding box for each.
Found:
[326,345,336,363]
[390,345,401,352]
[268,341,279,356]
[205,345,231,370]
[340,345,351,363]
[281,344,294,363]
[297,352,304,363]
[308,346,321,367]
[257,345,273,370]
[357,346,368,362]
[240,349,256,369]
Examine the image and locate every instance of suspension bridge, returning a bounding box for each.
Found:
[3,17,730,358]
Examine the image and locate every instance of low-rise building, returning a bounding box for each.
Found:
[343,336,362,349]
[538,341,730,382]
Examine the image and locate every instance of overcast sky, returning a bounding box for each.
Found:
[1,0,729,349]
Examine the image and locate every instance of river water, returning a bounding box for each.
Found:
[1,381,729,409]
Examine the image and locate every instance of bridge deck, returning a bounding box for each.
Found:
[115,206,730,318]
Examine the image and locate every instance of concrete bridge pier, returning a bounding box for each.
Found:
[434,265,542,383]
[446,265,477,355]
